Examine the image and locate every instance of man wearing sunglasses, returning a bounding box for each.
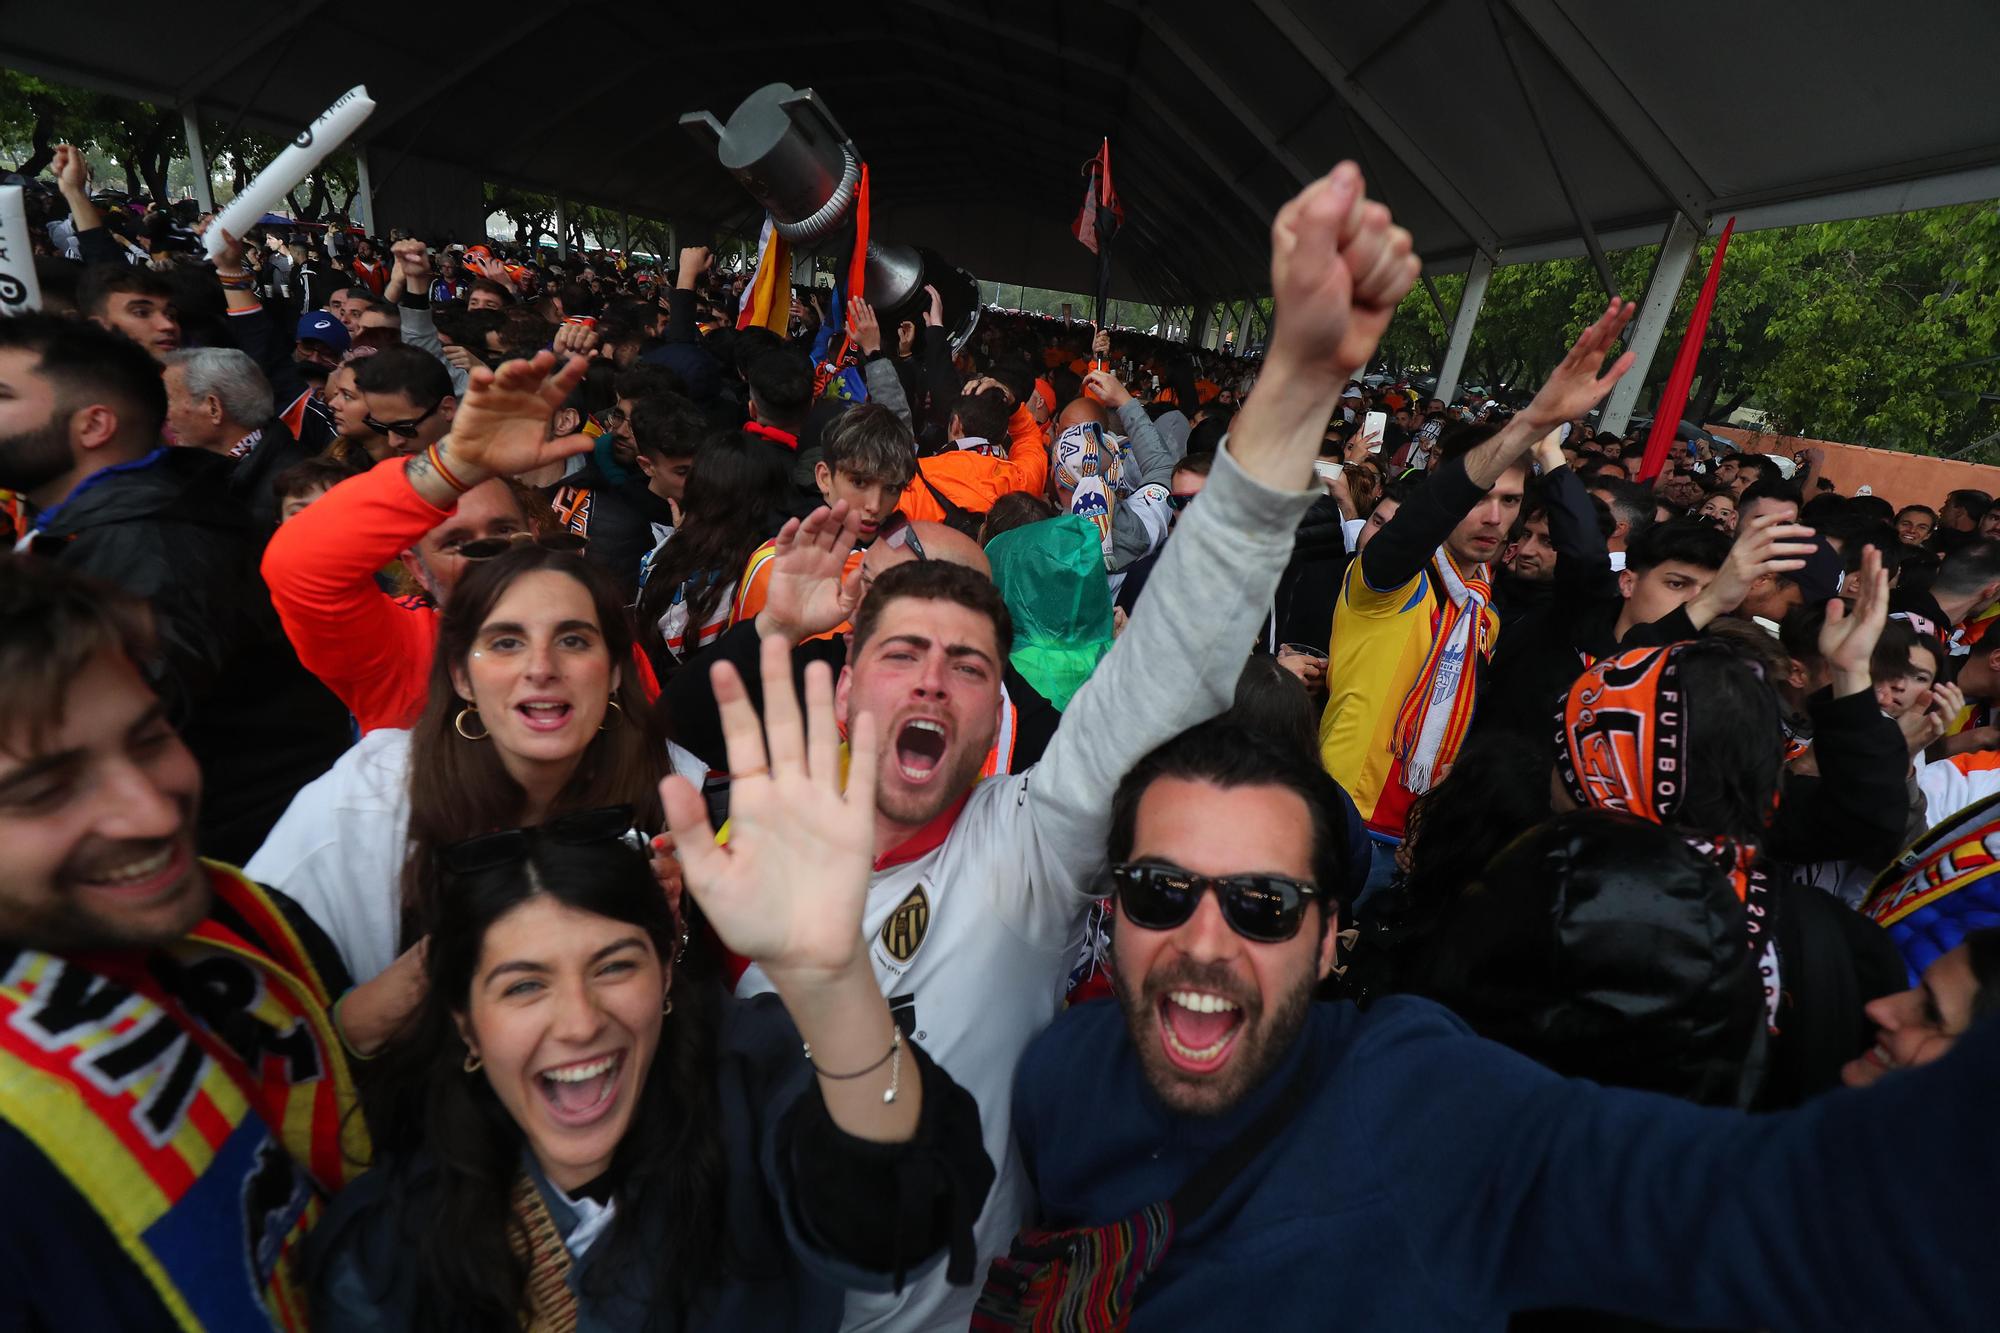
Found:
[1002,712,2000,1329]
[351,345,455,458]
[702,164,1421,1333]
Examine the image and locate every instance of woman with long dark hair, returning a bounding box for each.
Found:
[248,543,703,1053]
[307,640,992,1330]
[636,430,790,672]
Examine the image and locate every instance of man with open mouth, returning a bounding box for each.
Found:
[717,162,1423,1332]
[1002,716,2000,1330]
[0,556,364,1331]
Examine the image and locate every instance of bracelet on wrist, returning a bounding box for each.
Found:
[804,1025,903,1104]
[426,442,473,495]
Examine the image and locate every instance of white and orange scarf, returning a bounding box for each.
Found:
[1392,549,1497,792]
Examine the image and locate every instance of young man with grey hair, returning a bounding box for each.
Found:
[163,347,307,528]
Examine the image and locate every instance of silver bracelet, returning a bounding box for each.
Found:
[803,1025,903,1104]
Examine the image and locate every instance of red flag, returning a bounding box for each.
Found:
[1638,217,1736,484]
[1073,138,1122,255]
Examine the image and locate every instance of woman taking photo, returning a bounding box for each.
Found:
[249,352,702,1051]
[307,640,992,1330]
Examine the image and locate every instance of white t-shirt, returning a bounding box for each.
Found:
[246,728,708,983]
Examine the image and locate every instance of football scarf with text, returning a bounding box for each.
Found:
[1558,645,1782,1028]
[0,861,367,1332]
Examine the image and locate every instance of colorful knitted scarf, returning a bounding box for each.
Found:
[1392,549,1498,793]
[0,862,367,1331]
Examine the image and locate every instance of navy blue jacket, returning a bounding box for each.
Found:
[1015,995,1994,1330]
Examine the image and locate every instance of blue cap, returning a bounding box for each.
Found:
[296,310,350,354]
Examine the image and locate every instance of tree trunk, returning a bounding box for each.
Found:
[134,111,176,205]
[11,103,57,178]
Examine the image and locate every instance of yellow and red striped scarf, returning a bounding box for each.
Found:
[0,861,367,1332]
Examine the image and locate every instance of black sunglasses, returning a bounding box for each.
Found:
[455,532,589,561]
[440,805,640,876]
[1103,861,1320,943]
[1167,493,1196,512]
[364,397,446,439]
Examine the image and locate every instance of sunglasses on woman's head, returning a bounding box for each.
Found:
[455,531,589,561]
[440,805,640,876]
[877,511,928,561]
[1103,861,1319,943]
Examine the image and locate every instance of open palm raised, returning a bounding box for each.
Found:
[659,635,881,983]
[444,349,594,479]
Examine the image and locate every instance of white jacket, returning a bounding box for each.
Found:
[738,442,1315,1333]
[247,728,706,983]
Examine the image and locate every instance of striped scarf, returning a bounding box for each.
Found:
[511,1171,581,1332]
[0,862,366,1332]
[1558,645,1783,1029]
[1392,550,1497,793]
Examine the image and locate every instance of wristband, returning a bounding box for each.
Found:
[427,442,473,494]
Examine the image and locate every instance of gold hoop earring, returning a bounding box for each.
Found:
[599,695,624,733]
[661,994,674,1017]
[463,1050,483,1073]
[454,705,489,741]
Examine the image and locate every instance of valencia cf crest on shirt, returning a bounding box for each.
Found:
[879,884,931,963]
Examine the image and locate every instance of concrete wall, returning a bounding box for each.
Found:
[1709,427,2000,513]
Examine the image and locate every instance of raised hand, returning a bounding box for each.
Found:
[471,254,518,292]
[1688,513,1819,629]
[660,636,880,984]
[677,245,711,291]
[1226,163,1417,490]
[392,237,431,282]
[430,350,591,486]
[1082,368,1132,409]
[552,320,600,358]
[1520,300,1638,430]
[755,501,868,642]
[849,298,882,355]
[1820,543,1888,697]
[1266,161,1418,383]
[50,143,88,197]
[1900,681,1962,758]
[209,226,247,274]
[923,284,944,329]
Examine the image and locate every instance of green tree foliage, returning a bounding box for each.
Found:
[1379,201,2000,453]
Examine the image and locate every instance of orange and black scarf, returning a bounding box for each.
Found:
[1558,645,1782,1029]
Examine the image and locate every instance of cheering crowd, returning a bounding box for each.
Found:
[2,143,1998,1333]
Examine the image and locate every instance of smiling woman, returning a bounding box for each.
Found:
[246,544,698,1053]
[305,639,994,1332]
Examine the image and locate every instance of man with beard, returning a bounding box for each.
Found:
[1001,716,1998,1329]
[716,162,1420,1332]
[0,315,349,863]
[0,557,365,1331]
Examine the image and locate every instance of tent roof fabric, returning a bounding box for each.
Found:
[13,0,2000,303]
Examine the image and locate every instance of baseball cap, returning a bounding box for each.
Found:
[296,310,350,354]
[1788,536,1844,606]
